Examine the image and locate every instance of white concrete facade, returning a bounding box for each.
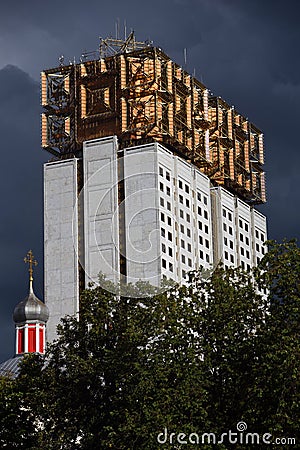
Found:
[83,136,120,287]
[122,142,213,285]
[211,186,267,270]
[44,159,79,342]
[44,136,267,340]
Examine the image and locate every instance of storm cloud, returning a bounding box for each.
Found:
[0,0,299,360]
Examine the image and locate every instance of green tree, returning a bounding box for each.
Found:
[247,240,300,439]
[0,241,299,448]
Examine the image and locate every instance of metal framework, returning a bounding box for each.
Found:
[41,36,265,203]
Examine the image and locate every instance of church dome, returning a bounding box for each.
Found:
[13,291,49,324]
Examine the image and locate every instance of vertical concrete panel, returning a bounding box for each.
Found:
[124,144,160,285]
[44,159,79,342]
[83,137,120,287]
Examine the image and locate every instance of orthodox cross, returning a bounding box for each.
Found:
[24,250,38,287]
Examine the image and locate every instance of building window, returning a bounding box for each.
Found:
[161,228,165,238]
[167,201,171,211]
[166,171,170,181]
[167,216,172,226]
[230,254,234,263]
[185,184,189,193]
[168,232,172,241]
[161,212,165,222]
[180,210,184,219]
[198,206,202,216]
[203,196,207,205]
[186,213,191,223]
[166,186,171,196]
[205,225,208,234]
[228,226,233,235]
[187,228,191,237]
[228,212,232,221]
[187,243,191,252]
[188,258,192,267]
[223,209,226,218]
[160,182,164,192]
[245,237,249,245]
[224,237,228,245]
[205,239,209,248]
[162,259,166,269]
[245,223,249,232]
[162,243,166,253]
[197,193,201,202]
[159,167,163,176]
[246,250,250,258]
[168,247,173,257]
[204,210,208,220]
[240,234,244,242]
[199,236,203,245]
[256,230,259,238]
[229,240,233,249]
[186,198,190,207]
[223,223,227,232]
[180,224,184,233]
[179,194,183,204]
[182,269,186,278]
[225,251,228,260]
[198,221,202,230]
[181,239,185,249]
[182,254,186,263]
[160,197,164,207]
[241,247,245,256]
[261,233,264,241]
[239,219,243,228]
[206,254,210,263]
[256,243,259,251]
[179,180,183,189]
[169,262,173,272]
[200,250,204,259]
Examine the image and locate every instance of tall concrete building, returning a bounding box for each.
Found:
[42,34,267,341]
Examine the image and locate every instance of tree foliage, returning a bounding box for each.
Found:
[0,241,299,448]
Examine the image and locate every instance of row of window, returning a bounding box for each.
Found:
[224,237,234,250]
[224,251,235,263]
[198,206,209,220]
[256,243,266,254]
[197,192,208,205]
[239,218,249,232]
[159,166,171,181]
[161,182,209,213]
[160,197,171,210]
[161,229,210,252]
[159,166,209,205]
[161,212,172,226]
[222,208,233,222]
[240,234,250,245]
[240,247,250,258]
[255,229,265,242]
[161,253,210,271]
[223,223,233,235]
[198,221,209,234]
[159,182,171,196]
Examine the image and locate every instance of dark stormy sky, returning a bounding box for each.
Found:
[0,0,299,361]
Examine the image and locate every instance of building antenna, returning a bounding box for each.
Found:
[124,20,127,40]
[115,18,120,39]
[184,48,187,69]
